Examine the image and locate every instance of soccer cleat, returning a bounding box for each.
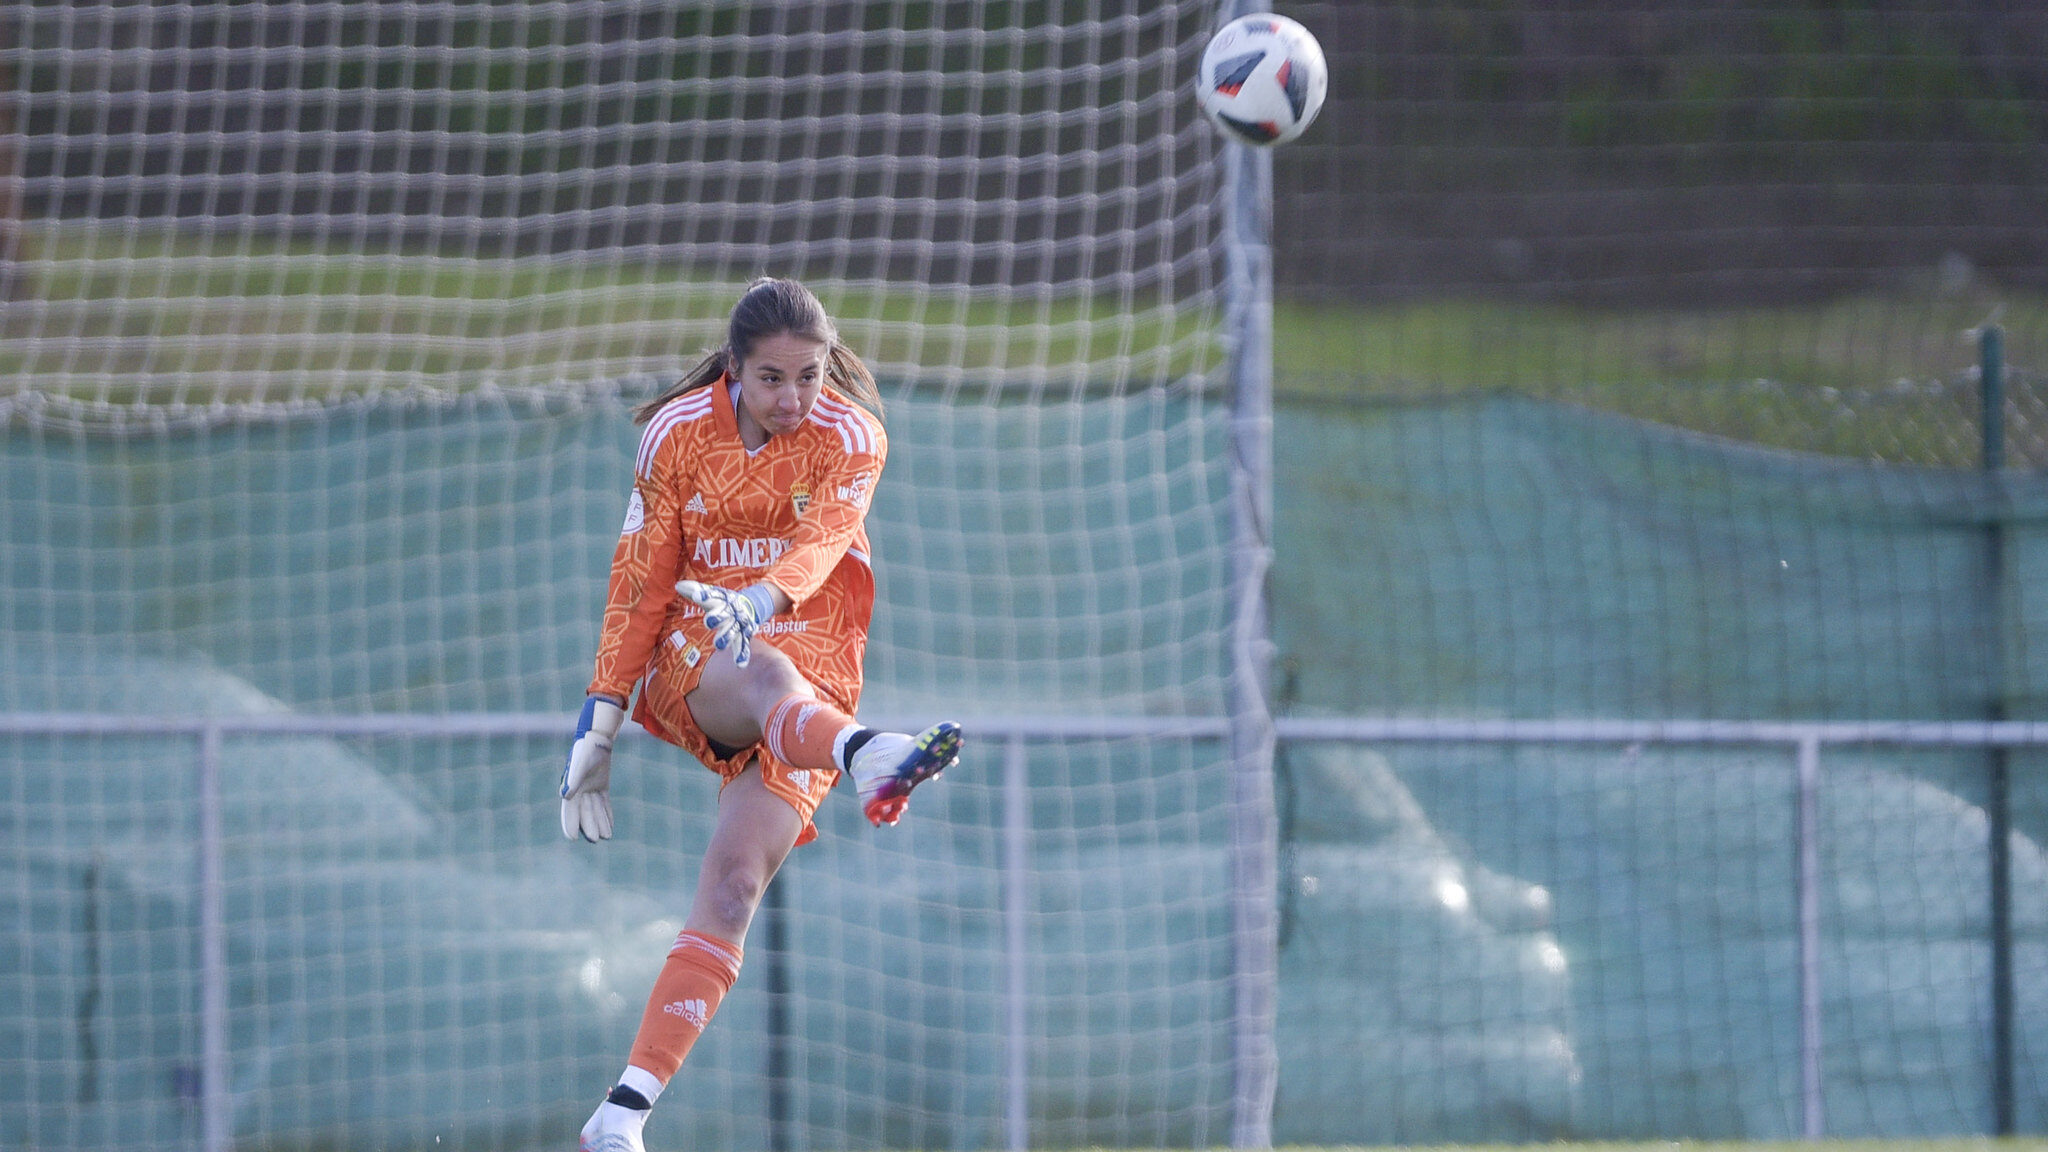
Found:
[578,1101,647,1152]
[851,721,962,827]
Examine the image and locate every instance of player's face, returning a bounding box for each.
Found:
[732,332,830,446]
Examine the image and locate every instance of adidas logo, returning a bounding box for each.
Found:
[684,493,708,515]
[662,998,709,1027]
[789,769,813,793]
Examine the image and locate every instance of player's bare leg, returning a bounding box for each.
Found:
[684,762,806,939]
[578,620,961,1148]
[580,765,801,1151]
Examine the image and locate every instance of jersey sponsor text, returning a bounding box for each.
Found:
[692,536,793,569]
[836,473,874,507]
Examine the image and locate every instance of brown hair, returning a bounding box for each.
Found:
[633,277,881,425]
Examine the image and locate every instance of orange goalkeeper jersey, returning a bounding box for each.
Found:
[588,378,886,723]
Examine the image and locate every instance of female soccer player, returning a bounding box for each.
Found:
[558,277,962,1152]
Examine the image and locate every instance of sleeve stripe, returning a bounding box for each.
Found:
[636,391,714,479]
[804,400,853,455]
[807,394,876,456]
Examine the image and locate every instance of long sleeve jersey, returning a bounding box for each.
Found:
[587,379,886,710]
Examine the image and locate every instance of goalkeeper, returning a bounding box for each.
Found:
[559,277,963,1152]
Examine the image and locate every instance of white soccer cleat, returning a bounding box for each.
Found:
[578,1101,647,1152]
[851,721,962,827]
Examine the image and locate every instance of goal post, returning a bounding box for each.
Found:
[1218,64,1281,1152]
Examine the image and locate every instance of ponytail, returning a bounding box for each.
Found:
[632,348,730,425]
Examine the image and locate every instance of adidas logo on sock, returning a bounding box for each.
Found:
[662,998,709,1027]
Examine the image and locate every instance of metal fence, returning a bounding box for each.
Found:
[6,709,2037,1149]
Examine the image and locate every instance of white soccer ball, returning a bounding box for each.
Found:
[1196,13,1329,147]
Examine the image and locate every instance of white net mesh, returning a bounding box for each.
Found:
[5,0,1221,406]
[3,3,1246,1149]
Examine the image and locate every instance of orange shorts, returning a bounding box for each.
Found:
[632,627,855,847]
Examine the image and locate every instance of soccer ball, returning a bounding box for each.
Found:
[1196,13,1328,147]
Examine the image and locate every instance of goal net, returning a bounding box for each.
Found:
[3,3,1245,1150]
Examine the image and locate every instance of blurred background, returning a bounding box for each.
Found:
[3,2,2045,1149]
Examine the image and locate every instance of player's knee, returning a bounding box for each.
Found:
[704,862,771,926]
[741,655,819,718]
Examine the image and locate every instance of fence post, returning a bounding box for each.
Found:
[1980,322,2015,1136]
[197,724,230,1152]
[1795,734,1824,1139]
[763,858,791,1152]
[1003,736,1032,1152]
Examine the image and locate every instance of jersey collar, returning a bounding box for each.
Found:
[711,373,743,442]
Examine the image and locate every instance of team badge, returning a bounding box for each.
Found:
[789,481,812,517]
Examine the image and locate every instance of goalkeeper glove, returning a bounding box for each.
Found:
[560,696,625,843]
[675,580,778,668]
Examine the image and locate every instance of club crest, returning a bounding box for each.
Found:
[789,481,812,517]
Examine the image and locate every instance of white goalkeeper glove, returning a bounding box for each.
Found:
[676,580,778,668]
[560,696,625,843]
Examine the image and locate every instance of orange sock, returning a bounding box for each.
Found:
[762,692,860,773]
[627,930,744,1083]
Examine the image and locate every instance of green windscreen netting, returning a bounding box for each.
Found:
[0,387,1230,717]
[2,387,1245,1151]
[5,388,2044,1146]
[1278,396,2032,721]
[1270,396,2048,1140]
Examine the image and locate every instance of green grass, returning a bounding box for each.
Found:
[1274,295,2043,399]
[0,223,1208,399]
[7,220,2043,465]
[1273,293,2048,466]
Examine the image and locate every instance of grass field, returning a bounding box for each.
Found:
[6,221,2044,465]
[1274,291,2048,466]
[0,223,1208,395]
